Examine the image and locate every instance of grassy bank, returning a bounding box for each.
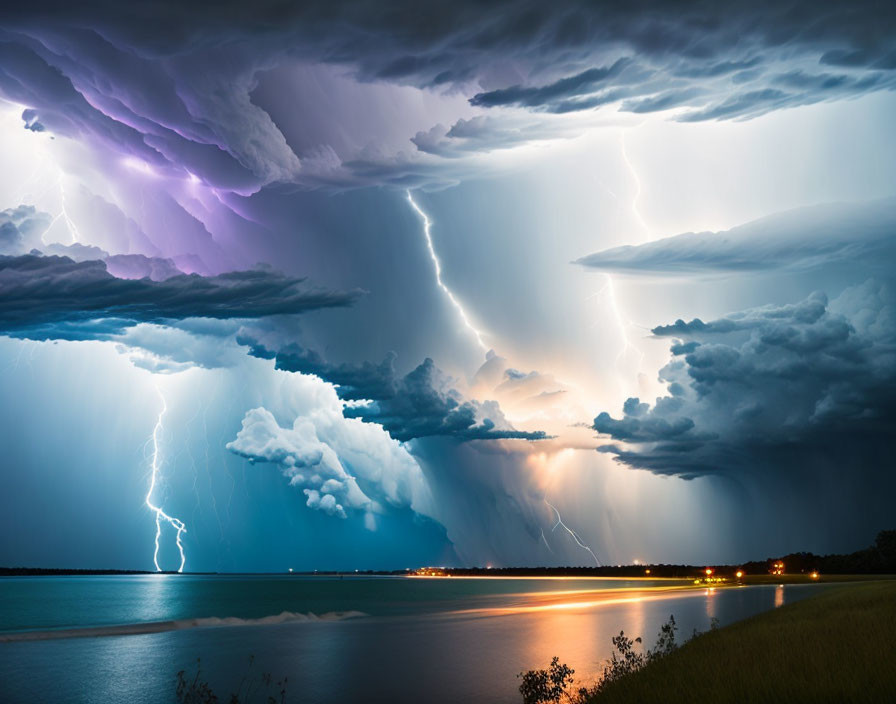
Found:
[587,580,896,703]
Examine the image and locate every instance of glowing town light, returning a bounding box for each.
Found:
[736,570,744,579]
[145,385,188,572]
[545,499,601,566]
[406,190,487,351]
[705,568,713,576]
[810,571,819,580]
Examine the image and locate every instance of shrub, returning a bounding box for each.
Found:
[519,615,684,703]
[176,656,288,704]
[519,656,576,704]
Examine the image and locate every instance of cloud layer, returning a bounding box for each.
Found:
[577,198,896,275]
[0,253,360,339]
[1,1,894,192]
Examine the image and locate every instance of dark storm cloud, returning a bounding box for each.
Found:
[592,281,896,478]
[469,59,633,109]
[0,253,361,338]
[245,341,548,443]
[410,115,582,158]
[577,198,896,275]
[0,0,894,191]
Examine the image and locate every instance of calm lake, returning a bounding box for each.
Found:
[0,575,827,703]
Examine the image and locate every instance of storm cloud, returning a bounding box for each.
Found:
[0,1,894,192]
[0,253,361,339]
[593,281,896,479]
[248,342,548,443]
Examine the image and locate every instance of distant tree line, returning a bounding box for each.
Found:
[5,530,894,577]
[408,529,896,578]
[742,530,896,575]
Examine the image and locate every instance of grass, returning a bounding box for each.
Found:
[585,580,896,703]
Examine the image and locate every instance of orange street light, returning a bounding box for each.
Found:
[705,568,713,576]
[810,571,819,579]
[736,570,744,579]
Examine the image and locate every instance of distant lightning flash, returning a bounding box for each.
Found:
[619,132,650,242]
[587,132,652,395]
[145,386,187,573]
[540,528,554,554]
[407,190,487,351]
[545,500,600,566]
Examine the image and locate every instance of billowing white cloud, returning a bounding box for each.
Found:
[226,385,436,527]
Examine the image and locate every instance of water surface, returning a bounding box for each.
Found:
[0,575,827,703]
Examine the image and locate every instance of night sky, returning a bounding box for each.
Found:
[0,1,894,572]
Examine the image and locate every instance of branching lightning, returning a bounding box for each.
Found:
[407,190,488,351]
[545,499,600,566]
[145,385,188,572]
[588,132,653,397]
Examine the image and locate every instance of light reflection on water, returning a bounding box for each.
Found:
[0,579,828,704]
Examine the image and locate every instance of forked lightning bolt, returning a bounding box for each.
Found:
[145,386,187,572]
[588,131,651,394]
[407,190,488,351]
[545,500,600,566]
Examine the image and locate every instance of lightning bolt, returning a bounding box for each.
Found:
[145,385,187,573]
[540,528,554,554]
[545,499,600,566]
[407,190,488,351]
[587,131,652,398]
[619,131,651,242]
[57,176,82,244]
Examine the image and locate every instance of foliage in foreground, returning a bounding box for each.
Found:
[585,581,896,704]
[176,656,287,704]
[519,614,710,704]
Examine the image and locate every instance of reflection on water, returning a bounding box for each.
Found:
[705,587,717,621]
[0,579,828,704]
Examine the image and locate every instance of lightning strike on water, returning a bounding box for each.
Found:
[407,190,488,351]
[145,385,188,572]
[545,499,600,566]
